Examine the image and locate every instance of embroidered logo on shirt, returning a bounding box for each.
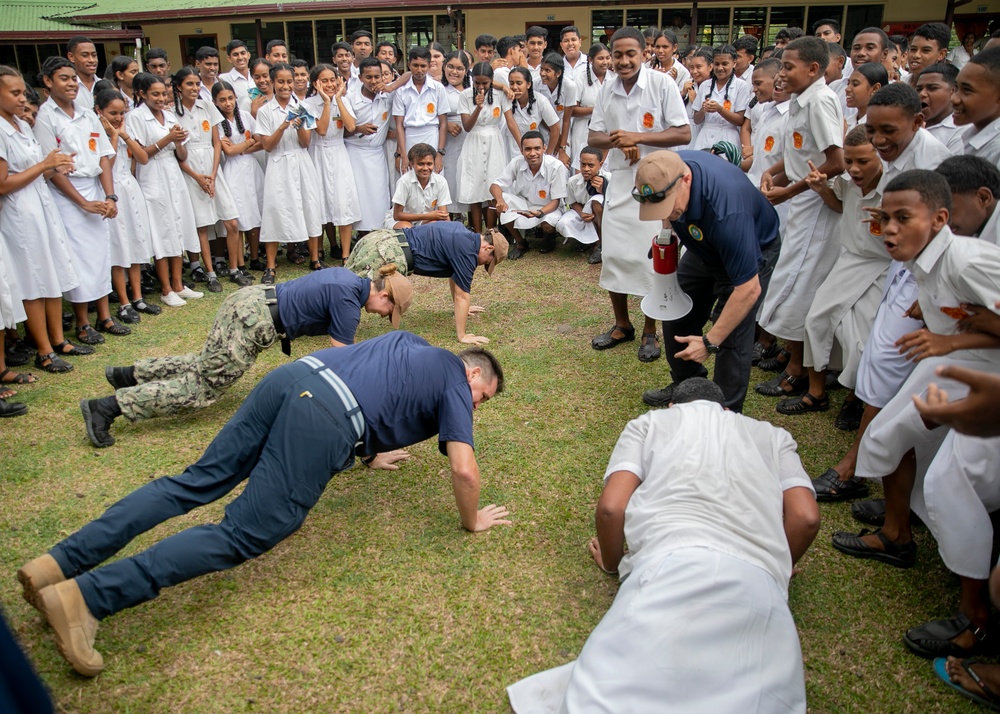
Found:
[556,104,564,112]
[382,111,388,121]
[538,189,547,199]
[723,100,732,111]
[336,119,344,129]
[764,136,775,151]
[941,305,971,320]
[431,199,438,208]
[793,132,804,149]
[529,122,537,130]
[642,112,654,129]
[202,120,210,132]
[126,148,132,159]
[427,102,435,114]
[89,132,99,152]
[688,225,704,241]
[869,220,882,236]
[493,107,500,118]
[245,130,252,140]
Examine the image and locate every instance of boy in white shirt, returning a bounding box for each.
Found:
[222,40,252,103]
[392,46,449,174]
[490,131,568,258]
[740,59,784,188]
[916,64,964,153]
[556,146,607,260]
[952,47,1000,165]
[384,144,452,229]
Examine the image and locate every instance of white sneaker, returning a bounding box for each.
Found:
[161,291,186,307]
[177,287,204,299]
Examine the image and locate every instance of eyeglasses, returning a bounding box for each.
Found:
[631,173,683,204]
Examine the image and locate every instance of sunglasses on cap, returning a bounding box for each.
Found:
[631,173,684,204]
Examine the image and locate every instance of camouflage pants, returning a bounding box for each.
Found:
[344,229,410,279]
[117,286,278,421]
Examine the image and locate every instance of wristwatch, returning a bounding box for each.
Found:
[393,152,401,158]
[702,335,720,354]
[437,147,446,155]
[105,194,119,202]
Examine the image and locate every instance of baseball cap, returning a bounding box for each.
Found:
[384,271,413,328]
[485,229,509,276]
[633,151,687,221]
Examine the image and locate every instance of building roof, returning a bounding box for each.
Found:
[1,0,142,40]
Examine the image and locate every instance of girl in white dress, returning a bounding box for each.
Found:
[254,62,324,283]
[94,88,157,324]
[693,45,750,150]
[506,67,560,160]
[0,65,81,373]
[127,72,203,307]
[303,64,362,263]
[459,62,519,232]
[213,82,265,271]
[104,55,138,110]
[570,43,610,171]
[679,48,714,150]
[173,66,249,289]
[538,53,578,168]
[650,30,691,90]
[442,51,471,220]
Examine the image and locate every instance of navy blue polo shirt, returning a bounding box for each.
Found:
[670,151,780,286]
[313,331,474,456]
[403,222,481,294]
[274,268,370,345]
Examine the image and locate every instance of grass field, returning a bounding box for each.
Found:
[0,248,983,713]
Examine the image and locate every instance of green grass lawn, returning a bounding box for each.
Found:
[0,250,984,713]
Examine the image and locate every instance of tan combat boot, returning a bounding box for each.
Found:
[17,554,65,612]
[38,579,104,677]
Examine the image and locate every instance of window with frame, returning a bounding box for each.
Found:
[696,8,732,47]
[733,8,766,44]
[404,15,434,50]
[287,21,315,65]
[626,9,659,32]
[767,7,806,45]
[591,9,623,46]
[316,19,345,59]
[843,5,884,49]
[345,17,374,42]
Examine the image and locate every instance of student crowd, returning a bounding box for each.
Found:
[4,16,1000,713]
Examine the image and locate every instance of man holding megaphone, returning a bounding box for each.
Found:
[634,150,781,412]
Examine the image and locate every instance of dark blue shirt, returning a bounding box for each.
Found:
[314,331,474,456]
[274,268,370,345]
[403,222,481,294]
[670,151,780,286]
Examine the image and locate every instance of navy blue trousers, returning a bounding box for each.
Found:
[50,360,358,619]
[663,239,780,413]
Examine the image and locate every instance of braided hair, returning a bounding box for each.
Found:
[541,52,565,106]
[446,51,471,89]
[131,72,161,107]
[585,42,609,87]
[470,61,494,105]
[211,81,244,138]
[171,66,200,117]
[710,45,738,105]
[510,66,535,114]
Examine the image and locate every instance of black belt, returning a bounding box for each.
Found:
[264,287,291,356]
[394,230,414,273]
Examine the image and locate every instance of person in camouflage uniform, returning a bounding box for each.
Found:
[346,222,508,345]
[79,268,412,447]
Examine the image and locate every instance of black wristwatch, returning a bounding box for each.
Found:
[105,194,119,202]
[437,147,446,155]
[393,152,401,158]
[703,335,720,354]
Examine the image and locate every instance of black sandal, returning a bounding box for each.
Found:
[591,324,636,351]
[905,614,991,659]
[52,340,94,356]
[76,324,105,345]
[310,260,327,271]
[835,397,865,431]
[97,318,132,336]
[758,348,790,372]
[34,352,74,374]
[812,468,870,502]
[831,528,916,568]
[637,332,661,363]
[755,371,808,397]
[776,392,829,414]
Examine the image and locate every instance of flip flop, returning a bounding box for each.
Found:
[933,658,1000,711]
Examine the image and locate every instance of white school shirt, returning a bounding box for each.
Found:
[735,64,755,83]
[653,60,691,93]
[492,154,568,208]
[459,88,512,129]
[344,87,393,148]
[392,77,448,130]
[832,173,888,261]
[391,169,452,214]
[221,67,252,103]
[908,226,1000,365]
[604,402,812,591]
[978,205,1000,246]
[302,94,356,144]
[74,75,96,112]
[511,95,560,140]
[525,60,543,89]
[925,115,965,154]
[198,81,216,104]
[34,100,114,178]
[948,45,974,70]
[590,66,690,172]
[883,128,950,185]
[782,78,844,182]
[565,170,609,206]
[255,97,311,156]
[693,76,751,131]
[962,116,1000,166]
[537,78,579,127]
[563,55,589,90]
[747,100,787,188]
[494,66,512,87]
[175,99,224,155]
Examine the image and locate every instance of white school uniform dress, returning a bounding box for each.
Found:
[108,132,152,267]
[507,403,811,714]
[555,171,608,244]
[802,174,891,388]
[507,95,560,160]
[962,116,1000,166]
[345,85,393,231]
[537,77,579,151]
[570,73,604,171]
[925,115,965,154]
[692,75,751,150]
[383,170,452,228]
[492,154,568,230]
[393,77,448,151]
[457,88,512,205]
[302,94,362,228]
[590,66,689,298]
[221,68,252,104]
[34,100,114,303]
[127,104,200,257]
[0,117,79,302]
[219,111,264,231]
[758,79,844,342]
[0,232,27,329]
[442,83,469,214]
[176,99,240,228]
[256,97,323,244]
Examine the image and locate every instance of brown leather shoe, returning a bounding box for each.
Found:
[39,579,103,676]
[17,554,65,612]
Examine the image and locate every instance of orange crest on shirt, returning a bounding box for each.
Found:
[245,130,252,140]
[431,199,438,208]
[493,107,501,118]
[88,137,97,152]
[538,189,547,199]
[792,132,804,149]
[427,102,435,114]
[529,122,538,130]
[941,305,971,320]
[764,136,775,152]
[556,104,564,112]
[202,120,210,132]
[642,112,654,129]
[723,100,732,112]
[868,220,882,236]
[382,111,388,121]
[126,148,133,159]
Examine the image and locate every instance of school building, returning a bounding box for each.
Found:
[2,0,999,80]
